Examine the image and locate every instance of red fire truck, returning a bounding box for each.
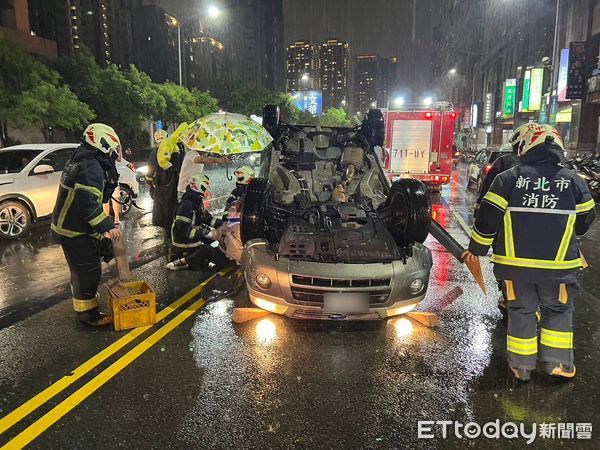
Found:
[382,106,458,190]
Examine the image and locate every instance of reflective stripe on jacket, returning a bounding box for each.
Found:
[51,145,115,240]
[171,188,222,249]
[468,144,596,282]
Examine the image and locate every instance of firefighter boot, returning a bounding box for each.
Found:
[78,307,112,327]
[510,367,532,382]
[545,363,576,379]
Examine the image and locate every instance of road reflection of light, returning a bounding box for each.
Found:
[394,318,414,339]
[210,301,229,316]
[255,318,277,345]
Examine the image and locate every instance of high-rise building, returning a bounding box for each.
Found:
[285,40,318,92]
[378,57,399,107]
[355,55,379,112]
[318,39,349,109]
[129,4,178,83]
[28,0,114,66]
[2,0,57,58]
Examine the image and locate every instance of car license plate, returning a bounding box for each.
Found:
[323,293,369,313]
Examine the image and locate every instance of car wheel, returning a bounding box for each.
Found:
[385,179,431,246]
[263,104,280,139]
[0,201,31,239]
[241,178,274,244]
[118,186,133,216]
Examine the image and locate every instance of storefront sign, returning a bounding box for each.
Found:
[539,96,549,124]
[557,48,570,102]
[548,95,559,125]
[567,41,586,100]
[556,106,572,123]
[463,107,471,129]
[291,90,323,116]
[471,103,478,128]
[502,79,517,118]
[483,93,493,124]
[522,70,531,111]
[529,68,544,111]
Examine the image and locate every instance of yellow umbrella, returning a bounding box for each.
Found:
[183,113,273,155]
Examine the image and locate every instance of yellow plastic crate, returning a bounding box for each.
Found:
[108,281,156,331]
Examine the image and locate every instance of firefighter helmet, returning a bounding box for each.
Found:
[188,173,211,195]
[508,123,537,153]
[234,166,255,185]
[154,129,168,144]
[519,124,564,155]
[83,123,121,154]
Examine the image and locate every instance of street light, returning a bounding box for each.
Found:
[394,96,405,107]
[341,99,347,107]
[207,5,221,17]
[423,97,433,106]
[449,68,457,75]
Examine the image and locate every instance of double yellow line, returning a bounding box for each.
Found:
[0,269,231,449]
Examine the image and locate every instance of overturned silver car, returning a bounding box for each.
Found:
[240,108,432,320]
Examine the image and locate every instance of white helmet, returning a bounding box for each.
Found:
[83,123,121,154]
[510,123,564,156]
[188,173,210,195]
[154,129,168,144]
[234,166,255,185]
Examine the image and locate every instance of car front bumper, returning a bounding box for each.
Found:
[243,240,432,320]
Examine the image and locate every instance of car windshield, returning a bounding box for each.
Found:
[0,150,43,174]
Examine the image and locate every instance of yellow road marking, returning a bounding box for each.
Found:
[0,269,230,436]
[2,297,209,449]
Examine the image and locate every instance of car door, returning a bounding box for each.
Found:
[468,151,484,181]
[26,147,76,218]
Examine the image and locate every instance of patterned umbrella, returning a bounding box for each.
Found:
[183,112,273,155]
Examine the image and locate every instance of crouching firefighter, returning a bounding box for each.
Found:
[463,124,596,381]
[166,173,234,271]
[51,123,123,326]
[226,166,255,207]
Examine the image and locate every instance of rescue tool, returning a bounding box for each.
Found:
[429,219,487,294]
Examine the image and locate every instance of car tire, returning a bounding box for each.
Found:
[385,179,431,246]
[0,201,31,239]
[118,185,134,216]
[241,178,274,244]
[263,104,280,139]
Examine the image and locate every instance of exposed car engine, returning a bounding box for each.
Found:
[260,127,401,263]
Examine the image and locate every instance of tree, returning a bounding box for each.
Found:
[157,83,218,129]
[17,81,95,141]
[0,35,60,145]
[320,108,352,127]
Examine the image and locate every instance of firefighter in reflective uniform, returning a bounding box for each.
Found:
[464,124,596,381]
[226,166,255,207]
[51,123,123,326]
[166,174,233,271]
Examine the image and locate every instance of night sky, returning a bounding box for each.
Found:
[156,0,438,92]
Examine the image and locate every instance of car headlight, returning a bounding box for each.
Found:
[255,273,271,290]
[409,278,424,294]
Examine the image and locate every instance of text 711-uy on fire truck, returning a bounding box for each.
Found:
[382,106,458,190]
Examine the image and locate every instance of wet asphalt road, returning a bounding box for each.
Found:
[0,163,598,449]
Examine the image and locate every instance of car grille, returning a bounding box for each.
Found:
[291,275,390,288]
[290,274,391,306]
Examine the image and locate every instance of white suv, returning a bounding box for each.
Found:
[0,144,139,239]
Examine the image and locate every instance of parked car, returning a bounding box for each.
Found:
[0,143,139,239]
[467,147,513,191]
[240,106,433,321]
